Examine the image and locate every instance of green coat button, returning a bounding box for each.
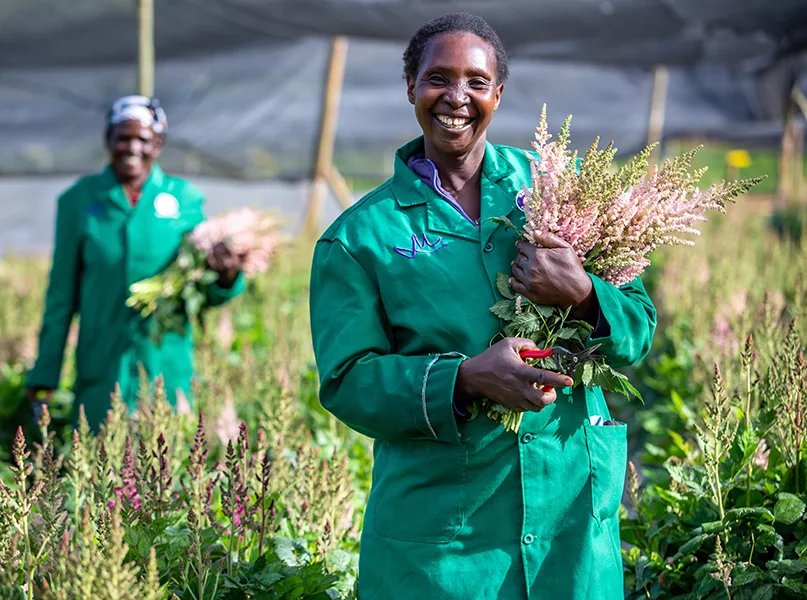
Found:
[483,242,495,253]
[522,533,535,545]
[521,433,533,444]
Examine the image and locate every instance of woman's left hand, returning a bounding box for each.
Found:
[207,241,240,288]
[509,234,596,321]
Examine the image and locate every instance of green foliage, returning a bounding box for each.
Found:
[0,245,365,599]
[485,282,641,431]
[622,209,807,599]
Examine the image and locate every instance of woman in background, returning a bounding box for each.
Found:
[26,95,244,431]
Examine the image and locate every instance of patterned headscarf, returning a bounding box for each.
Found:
[107,95,168,135]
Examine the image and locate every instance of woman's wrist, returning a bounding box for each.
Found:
[454,358,479,403]
[570,280,598,324]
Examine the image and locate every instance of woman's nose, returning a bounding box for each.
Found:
[443,82,470,107]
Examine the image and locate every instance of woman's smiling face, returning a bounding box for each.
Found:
[407,32,504,159]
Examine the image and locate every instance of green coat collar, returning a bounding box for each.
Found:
[390,137,516,208]
[99,163,166,213]
[389,137,521,244]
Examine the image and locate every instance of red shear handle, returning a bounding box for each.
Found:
[519,349,555,393]
[520,349,554,359]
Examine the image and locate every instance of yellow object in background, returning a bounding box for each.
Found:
[726,149,752,169]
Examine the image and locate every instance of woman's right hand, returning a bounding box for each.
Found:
[455,338,573,413]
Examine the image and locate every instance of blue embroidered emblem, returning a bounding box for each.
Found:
[394,234,448,259]
[84,201,105,217]
[515,188,527,212]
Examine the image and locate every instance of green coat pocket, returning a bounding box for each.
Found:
[584,421,628,523]
[369,440,467,543]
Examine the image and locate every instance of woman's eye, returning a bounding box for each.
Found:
[428,75,447,84]
[470,79,490,89]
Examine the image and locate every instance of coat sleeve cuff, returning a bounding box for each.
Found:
[25,367,59,390]
[421,352,468,443]
[207,272,246,306]
[586,274,614,347]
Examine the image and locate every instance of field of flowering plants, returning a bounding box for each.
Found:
[0,246,371,599]
[0,198,805,598]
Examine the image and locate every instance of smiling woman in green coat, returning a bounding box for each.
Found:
[26,95,244,432]
[309,13,656,600]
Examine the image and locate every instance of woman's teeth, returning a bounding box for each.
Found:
[121,156,142,166]
[436,115,472,129]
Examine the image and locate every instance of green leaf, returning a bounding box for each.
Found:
[531,303,557,318]
[511,312,539,334]
[591,363,643,401]
[665,462,709,495]
[557,327,579,340]
[699,521,725,534]
[677,533,710,556]
[273,537,299,566]
[496,272,515,299]
[780,579,807,595]
[327,549,353,572]
[634,556,650,591]
[184,292,204,319]
[200,269,219,285]
[694,570,721,597]
[766,558,807,577]
[755,524,784,553]
[490,300,517,321]
[796,537,807,557]
[725,507,775,523]
[774,493,806,525]
[581,361,594,387]
[666,429,692,455]
[749,584,773,600]
[731,564,763,587]
[489,215,522,235]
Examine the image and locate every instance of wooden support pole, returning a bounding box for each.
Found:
[303,37,350,234]
[793,123,804,203]
[646,65,669,168]
[777,100,795,208]
[791,86,807,203]
[137,0,155,97]
[326,164,355,210]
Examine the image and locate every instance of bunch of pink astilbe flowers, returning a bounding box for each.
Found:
[484,105,766,432]
[188,208,279,276]
[522,105,765,286]
[127,207,283,339]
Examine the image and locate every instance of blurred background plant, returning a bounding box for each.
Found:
[0,242,369,598]
[615,199,807,597]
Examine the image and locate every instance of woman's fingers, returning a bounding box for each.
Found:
[523,384,558,411]
[509,337,538,353]
[510,261,527,282]
[508,276,531,298]
[524,366,573,389]
[521,233,571,250]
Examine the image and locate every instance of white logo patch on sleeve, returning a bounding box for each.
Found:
[154,193,180,218]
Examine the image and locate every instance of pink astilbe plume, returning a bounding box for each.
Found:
[522,105,766,287]
[188,207,281,276]
[483,105,766,435]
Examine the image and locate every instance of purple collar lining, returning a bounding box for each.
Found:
[406,154,479,227]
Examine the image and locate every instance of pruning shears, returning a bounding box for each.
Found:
[519,344,604,391]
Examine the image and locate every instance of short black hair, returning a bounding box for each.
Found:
[403,13,509,83]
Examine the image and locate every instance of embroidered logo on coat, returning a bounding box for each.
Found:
[515,188,529,211]
[154,193,180,218]
[394,234,448,259]
[84,201,106,217]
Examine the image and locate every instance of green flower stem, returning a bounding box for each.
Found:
[745,356,752,507]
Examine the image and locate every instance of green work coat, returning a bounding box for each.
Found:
[310,138,657,600]
[27,164,244,431]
